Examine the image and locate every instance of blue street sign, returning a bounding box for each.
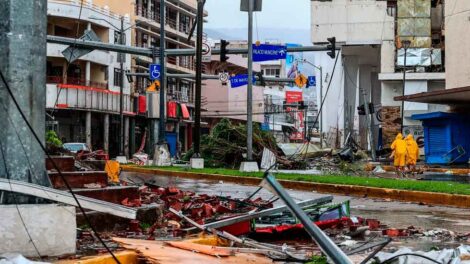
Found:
[149,64,161,81]
[252,44,287,62]
[229,74,256,88]
[307,76,316,87]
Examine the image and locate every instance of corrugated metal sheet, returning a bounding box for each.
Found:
[428,126,448,154]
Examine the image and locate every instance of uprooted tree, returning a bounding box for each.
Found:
[183,118,282,168]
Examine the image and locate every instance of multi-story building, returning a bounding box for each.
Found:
[310,0,447,149]
[132,0,201,154]
[46,0,203,158]
[202,41,265,129]
[46,0,133,156]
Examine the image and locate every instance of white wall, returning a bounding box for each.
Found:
[0,204,76,257]
[314,51,345,145]
[311,0,394,44]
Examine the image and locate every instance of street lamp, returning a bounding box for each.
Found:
[400,40,411,132]
[303,59,323,149]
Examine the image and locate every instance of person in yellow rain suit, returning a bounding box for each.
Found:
[405,134,419,172]
[390,133,407,176]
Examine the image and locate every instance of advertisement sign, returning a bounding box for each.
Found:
[285,91,303,103]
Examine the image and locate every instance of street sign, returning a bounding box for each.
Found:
[229,74,256,88]
[219,72,229,85]
[295,74,308,88]
[202,41,212,62]
[252,44,287,62]
[307,76,316,88]
[149,64,161,81]
[62,29,101,63]
[240,0,262,12]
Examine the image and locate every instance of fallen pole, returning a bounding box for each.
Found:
[0,178,137,219]
[261,174,353,264]
[185,196,333,231]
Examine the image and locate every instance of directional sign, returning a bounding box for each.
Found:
[307,76,316,88]
[149,64,161,81]
[252,44,287,62]
[202,42,212,62]
[229,74,256,88]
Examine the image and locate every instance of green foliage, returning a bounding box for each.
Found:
[185,118,278,168]
[307,255,328,264]
[46,130,63,148]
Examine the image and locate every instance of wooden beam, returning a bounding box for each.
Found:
[0,178,137,219]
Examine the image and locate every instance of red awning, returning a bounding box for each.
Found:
[180,103,190,119]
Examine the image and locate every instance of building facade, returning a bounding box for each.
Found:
[46,0,133,157]
[46,0,202,158]
[311,0,447,149]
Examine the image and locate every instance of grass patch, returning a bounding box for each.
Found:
[130,166,470,196]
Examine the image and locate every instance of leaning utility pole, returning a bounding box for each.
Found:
[0,0,48,186]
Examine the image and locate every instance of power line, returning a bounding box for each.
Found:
[0,69,122,264]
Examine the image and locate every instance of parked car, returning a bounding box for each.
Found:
[63,143,90,153]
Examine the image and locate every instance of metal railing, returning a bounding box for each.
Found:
[50,0,123,21]
[135,5,189,34]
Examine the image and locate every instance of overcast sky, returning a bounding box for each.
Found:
[205,0,311,29]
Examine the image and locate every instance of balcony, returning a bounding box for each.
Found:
[135,5,193,38]
[46,77,133,115]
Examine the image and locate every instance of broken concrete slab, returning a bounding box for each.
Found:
[0,178,137,219]
[0,204,76,257]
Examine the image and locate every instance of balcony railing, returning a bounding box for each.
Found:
[168,90,193,104]
[135,5,188,34]
[46,78,132,114]
[46,76,108,89]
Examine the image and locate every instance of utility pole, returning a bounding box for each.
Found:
[400,40,411,133]
[191,0,204,169]
[246,0,254,161]
[159,0,166,144]
[119,16,125,156]
[303,59,323,148]
[361,88,376,161]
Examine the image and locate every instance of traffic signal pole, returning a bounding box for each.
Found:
[193,0,204,157]
[246,0,254,162]
[158,0,166,144]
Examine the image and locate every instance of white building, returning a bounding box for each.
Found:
[311,0,447,149]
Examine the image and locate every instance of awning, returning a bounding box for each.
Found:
[180,103,190,119]
[394,86,470,105]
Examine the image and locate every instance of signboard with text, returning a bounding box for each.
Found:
[252,44,287,62]
[229,74,256,88]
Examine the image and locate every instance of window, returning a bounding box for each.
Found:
[114,68,123,87]
[264,68,280,77]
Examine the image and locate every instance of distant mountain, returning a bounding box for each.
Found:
[205,27,312,45]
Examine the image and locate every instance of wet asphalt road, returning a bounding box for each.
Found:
[122,171,470,234]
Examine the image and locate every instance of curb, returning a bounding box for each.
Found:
[122,166,470,208]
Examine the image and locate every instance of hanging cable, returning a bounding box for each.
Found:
[0,69,122,264]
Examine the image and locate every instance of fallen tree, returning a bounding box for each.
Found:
[184,118,284,168]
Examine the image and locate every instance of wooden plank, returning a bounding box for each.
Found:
[0,178,137,219]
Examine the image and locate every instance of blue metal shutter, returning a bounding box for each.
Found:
[428,126,448,154]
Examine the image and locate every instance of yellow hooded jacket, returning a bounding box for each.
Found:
[391,133,407,167]
[406,134,419,165]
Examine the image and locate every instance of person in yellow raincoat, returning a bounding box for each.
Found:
[390,133,407,176]
[405,134,419,172]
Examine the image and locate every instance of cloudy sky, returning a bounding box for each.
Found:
[204,0,311,44]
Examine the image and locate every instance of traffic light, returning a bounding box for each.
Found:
[368,103,375,113]
[357,104,366,115]
[220,39,229,62]
[256,72,266,86]
[299,101,306,110]
[327,37,336,59]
